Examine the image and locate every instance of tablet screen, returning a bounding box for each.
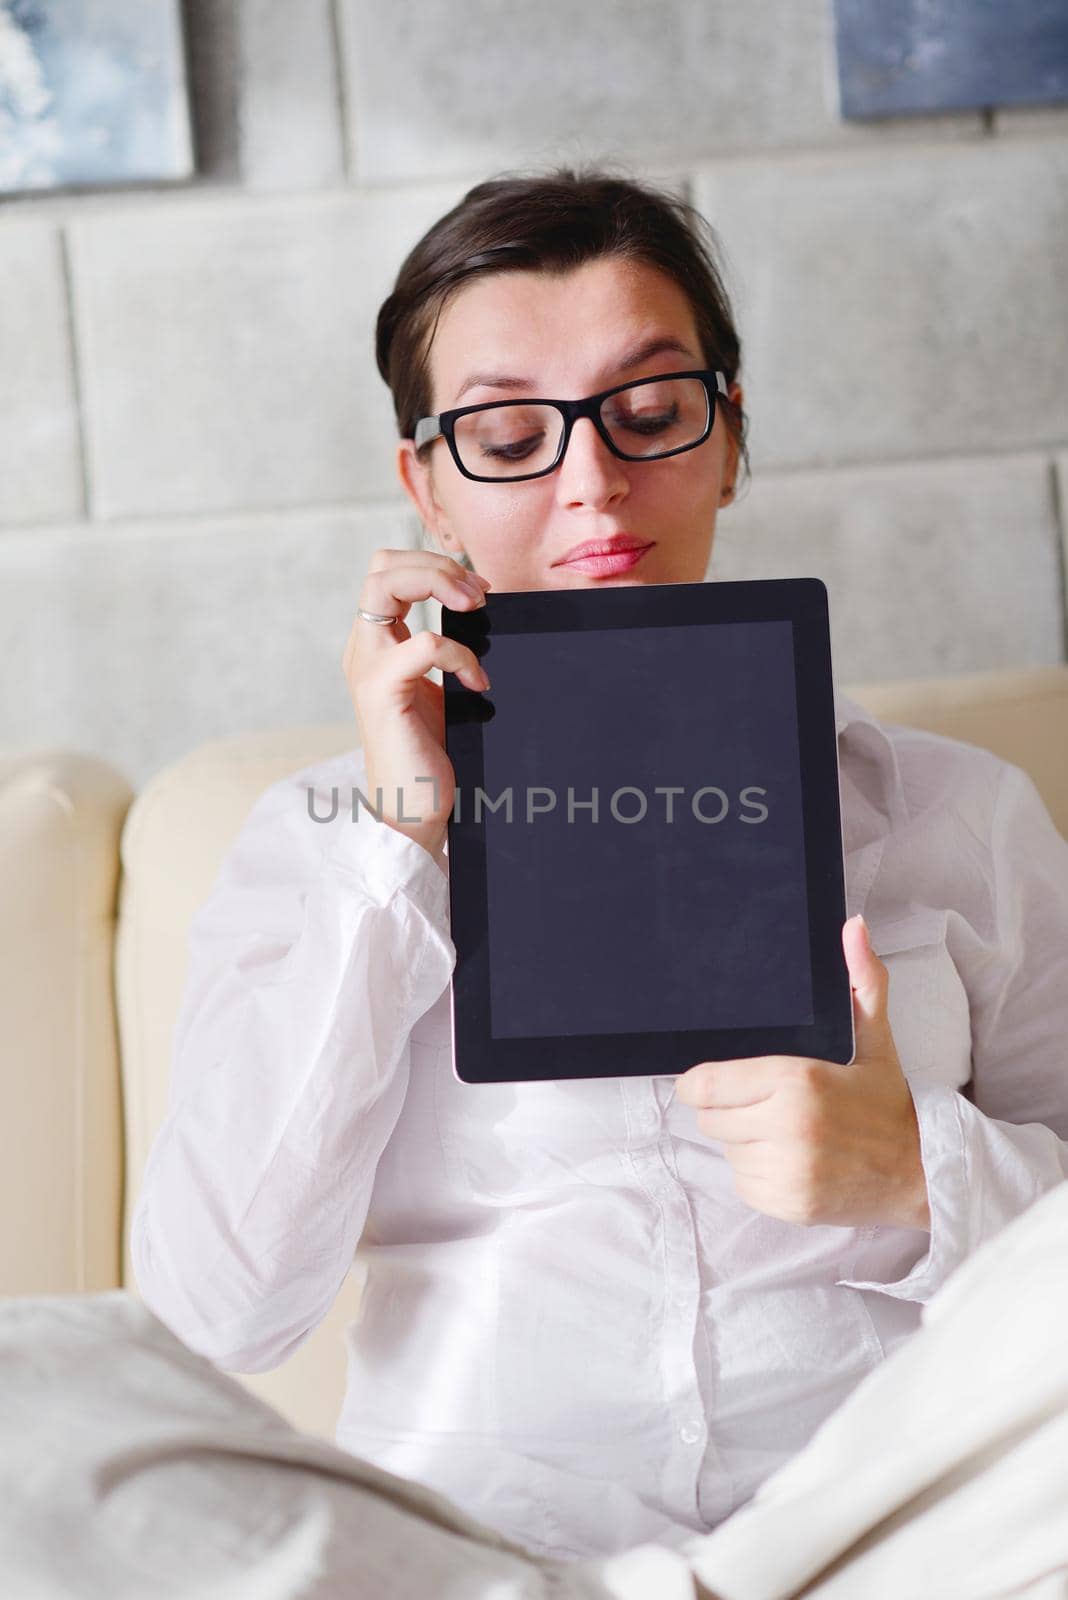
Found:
[443,578,852,1081]
[478,620,812,1039]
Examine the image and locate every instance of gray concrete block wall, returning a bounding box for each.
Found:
[711,452,1065,680]
[235,0,347,190]
[67,182,468,519]
[0,226,84,525]
[3,503,421,785]
[0,1,1065,786]
[693,139,1068,470]
[336,0,982,181]
[179,0,346,188]
[1057,454,1068,580]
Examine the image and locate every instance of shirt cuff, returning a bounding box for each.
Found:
[835,1080,969,1304]
[323,795,450,926]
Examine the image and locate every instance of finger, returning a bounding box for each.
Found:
[694,1101,774,1146]
[361,564,487,636]
[366,628,490,697]
[368,548,492,589]
[674,1056,795,1109]
[362,559,492,644]
[368,556,493,598]
[842,914,889,1035]
[344,568,489,687]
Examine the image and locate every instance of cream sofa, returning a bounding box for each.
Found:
[3,664,1067,1445]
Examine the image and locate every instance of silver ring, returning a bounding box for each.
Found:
[356,607,400,626]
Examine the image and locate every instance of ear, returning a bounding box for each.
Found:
[720,379,745,501]
[397,440,464,559]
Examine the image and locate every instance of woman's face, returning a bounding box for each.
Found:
[397,255,743,591]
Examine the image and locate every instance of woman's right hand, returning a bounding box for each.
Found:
[342,550,492,859]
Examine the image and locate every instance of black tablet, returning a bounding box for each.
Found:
[441,578,853,1084]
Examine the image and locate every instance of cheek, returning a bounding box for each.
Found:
[495,486,547,537]
[688,447,729,505]
[457,484,554,560]
[646,456,723,531]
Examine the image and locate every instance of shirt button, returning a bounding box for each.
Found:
[679,1419,704,1445]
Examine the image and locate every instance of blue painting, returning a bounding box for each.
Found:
[0,0,193,192]
[833,0,1068,119]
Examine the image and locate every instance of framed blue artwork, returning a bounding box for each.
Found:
[0,0,194,193]
[833,0,1068,119]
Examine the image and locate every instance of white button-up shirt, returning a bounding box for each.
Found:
[131,687,1068,1563]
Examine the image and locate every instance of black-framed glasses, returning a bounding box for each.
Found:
[413,368,728,483]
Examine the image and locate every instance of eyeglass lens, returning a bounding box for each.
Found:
[451,376,711,479]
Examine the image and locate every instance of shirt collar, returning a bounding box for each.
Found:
[834,685,906,759]
[834,684,879,740]
[833,683,909,832]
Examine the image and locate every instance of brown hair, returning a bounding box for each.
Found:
[375,163,750,496]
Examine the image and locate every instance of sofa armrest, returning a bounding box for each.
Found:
[114,722,363,1441]
[0,750,133,1294]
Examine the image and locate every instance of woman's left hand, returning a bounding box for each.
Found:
[674,916,931,1232]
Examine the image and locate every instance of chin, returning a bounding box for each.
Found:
[549,568,663,587]
[575,571,689,588]
[548,574,643,589]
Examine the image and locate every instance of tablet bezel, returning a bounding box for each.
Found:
[442,577,853,1083]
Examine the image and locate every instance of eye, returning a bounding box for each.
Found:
[458,403,557,464]
[607,401,680,436]
[481,432,544,461]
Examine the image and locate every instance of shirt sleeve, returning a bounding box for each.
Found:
[839,760,1068,1304]
[129,749,455,1372]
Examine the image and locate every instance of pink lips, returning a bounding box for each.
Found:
[558,544,654,576]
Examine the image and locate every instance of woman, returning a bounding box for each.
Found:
[131,167,1068,1564]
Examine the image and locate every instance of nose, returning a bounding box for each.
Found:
[554,416,630,510]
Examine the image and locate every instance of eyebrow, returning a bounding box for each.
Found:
[451,335,700,405]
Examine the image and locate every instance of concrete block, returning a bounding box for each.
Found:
[708,451,1063,682]
[1056,452,1068,585]
[0,224,83,526]
[0,502,429,788]
[336,0,980,182]
[693,138,1068,471]
[182,0,345,187]
[180,0,242,181]
[67,181,468,519]
[236,0,345,189]
[994,104,1068,138]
